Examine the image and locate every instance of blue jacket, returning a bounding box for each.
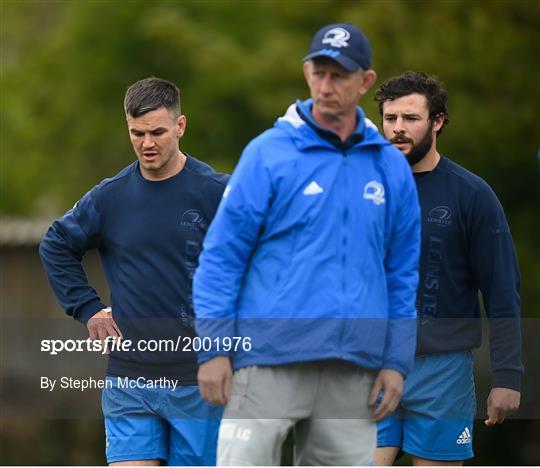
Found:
[194,100,421,376]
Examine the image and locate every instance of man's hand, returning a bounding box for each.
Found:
[369,369,403,421]
[485,387,520,426]
[87,309,123,354]
[198,356,232,405]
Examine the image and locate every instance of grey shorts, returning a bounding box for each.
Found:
[217,360,376,466]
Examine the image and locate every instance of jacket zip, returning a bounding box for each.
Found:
[340,149,349,357]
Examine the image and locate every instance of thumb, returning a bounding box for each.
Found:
[485,405,499,427]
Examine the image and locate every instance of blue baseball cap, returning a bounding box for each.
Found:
[303,23,372,72]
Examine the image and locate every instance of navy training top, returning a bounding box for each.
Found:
[39,155,229,383]
[414,156,523,390]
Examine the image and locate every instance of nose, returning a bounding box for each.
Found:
[142,134,155,148]
[319,74,333,95]
[392,117,405,134]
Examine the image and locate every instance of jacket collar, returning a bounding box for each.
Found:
[276,99,386,151]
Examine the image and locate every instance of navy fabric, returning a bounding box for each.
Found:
[40,155,229,381]
[303,23,372,71]
[194,100,421,377]
[414,157,523,390]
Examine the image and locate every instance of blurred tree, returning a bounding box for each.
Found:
[3,0,537,311]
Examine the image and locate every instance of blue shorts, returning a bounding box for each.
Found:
[102,376,222,465]
[377,351,475,461]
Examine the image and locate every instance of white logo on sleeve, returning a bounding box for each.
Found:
[223,185,231,199]
[363,181,386,205]
[303,181,324,196]
[456,427,472,444]
[322,28,351,48]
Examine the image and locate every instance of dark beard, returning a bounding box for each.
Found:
[405,128,433,166]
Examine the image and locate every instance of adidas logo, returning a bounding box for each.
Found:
[456,427,472,444]
[303,181,324,196]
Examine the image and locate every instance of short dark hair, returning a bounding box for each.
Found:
[124,77,180,119]
[374,71,449,136]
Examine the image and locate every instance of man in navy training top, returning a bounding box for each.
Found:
[373,71,523,465]
[40,77,228,466]
[193,23,421,465]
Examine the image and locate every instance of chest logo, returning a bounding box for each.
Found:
[303,181,324,196]
[363,181,386,205]
[427,206,452,227]
[180,209,206,230]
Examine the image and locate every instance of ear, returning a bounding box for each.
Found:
[303,61,312,84]
[432,113,445,134]
[177,115,187,139]
[358,69,377,96]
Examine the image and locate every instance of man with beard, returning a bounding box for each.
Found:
[373,71,523,465]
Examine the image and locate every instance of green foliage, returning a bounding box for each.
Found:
[2,0,538,315]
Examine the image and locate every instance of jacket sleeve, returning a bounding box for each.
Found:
[193,143,273,364]
[468,183,523,391]
[383,163,421,376]
[39,187,107,324]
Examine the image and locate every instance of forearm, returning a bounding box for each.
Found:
[489,316,523,390]
[40,217,104,324]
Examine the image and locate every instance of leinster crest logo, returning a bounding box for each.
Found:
[180,209,206,230]
[363,181,386,206]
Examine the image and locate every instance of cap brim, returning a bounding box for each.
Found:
[303,51,360,72]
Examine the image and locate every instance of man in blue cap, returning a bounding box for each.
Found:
[193,24,421,465]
